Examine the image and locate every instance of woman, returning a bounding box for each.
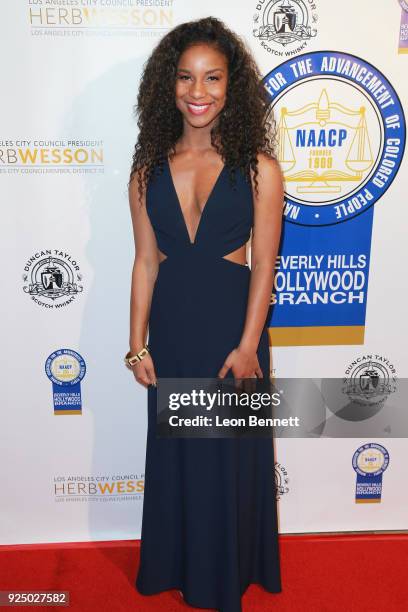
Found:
[127,16,284,612]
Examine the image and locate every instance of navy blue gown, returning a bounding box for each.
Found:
[135,158,282,612]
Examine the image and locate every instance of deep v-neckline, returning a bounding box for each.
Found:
[167,157,225,245]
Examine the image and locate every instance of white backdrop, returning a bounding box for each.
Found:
[1,1,407,544]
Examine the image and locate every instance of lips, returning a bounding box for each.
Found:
[186,102,212,116]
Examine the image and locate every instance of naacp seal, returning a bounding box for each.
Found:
[352,443,389,503]
[262,51,406,226]
[45,348,87,415]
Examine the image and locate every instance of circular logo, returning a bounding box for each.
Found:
[45,349,86,386]
[253,0,318,55]
[275,461,290,499]
[263,51,406,226]
[343,354,397,406]
[352,443,389,477]
[22,250,84,308]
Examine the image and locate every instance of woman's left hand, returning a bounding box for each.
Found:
[217,345,263,383]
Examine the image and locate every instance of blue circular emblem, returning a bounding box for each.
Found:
[263,51,406,226]
[45,348,86,386]
[352,442,390,477]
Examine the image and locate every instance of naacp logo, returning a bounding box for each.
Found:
[275,462,290,499]
[343,354,397,407]
[253,0,318,55]
[352,443,389,503]
[45,348,86,415]
[23,250,83,308]
[262,51,406,225]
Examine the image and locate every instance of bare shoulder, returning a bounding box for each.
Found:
[250,152,284,206]
[254,152,284,185]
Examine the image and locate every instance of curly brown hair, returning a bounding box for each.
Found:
[128,16,277,203]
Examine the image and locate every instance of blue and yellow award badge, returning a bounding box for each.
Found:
[352,442,390,503]
[45,349,86,415]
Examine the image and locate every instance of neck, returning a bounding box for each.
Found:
[176,118,218,153]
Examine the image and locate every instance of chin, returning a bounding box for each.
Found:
[186,115,217,128]
[180,109,221,129]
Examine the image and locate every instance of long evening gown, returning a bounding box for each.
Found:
[135,158,282,612]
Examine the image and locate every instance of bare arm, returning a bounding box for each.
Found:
[239,154,284,353]
[128,173,160,387]
[218,153,284,379]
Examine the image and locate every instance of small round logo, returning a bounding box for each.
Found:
[343,354,397,406]
[23,250,84,308]
[45,349,86,386]
[275,461,290,499]
[253,0,318,55]
[263,51,406,226]
[352,443,389,477]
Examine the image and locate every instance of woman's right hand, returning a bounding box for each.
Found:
[132,353,157,388]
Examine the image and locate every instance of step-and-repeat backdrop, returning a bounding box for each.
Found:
[1,1,407,544]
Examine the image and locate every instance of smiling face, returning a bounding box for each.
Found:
[175,42,228,130]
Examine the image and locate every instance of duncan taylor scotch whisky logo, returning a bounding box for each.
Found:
[253,0,318,56]
[22,250,84,308]
[343,354,397,407]
[275,462,290,499]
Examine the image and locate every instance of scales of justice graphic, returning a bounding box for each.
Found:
[275,88,375,197]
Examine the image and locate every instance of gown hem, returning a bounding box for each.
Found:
[135,578,283,609]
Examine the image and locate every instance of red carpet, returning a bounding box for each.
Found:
[0,534,407,611]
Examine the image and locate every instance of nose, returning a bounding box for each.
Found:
[189,78,206,99]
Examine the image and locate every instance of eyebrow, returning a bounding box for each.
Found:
[177,68,225,74]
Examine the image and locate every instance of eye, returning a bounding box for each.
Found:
[177,74,191,80]
[207,75,220,81]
